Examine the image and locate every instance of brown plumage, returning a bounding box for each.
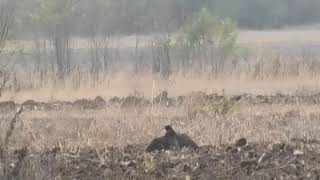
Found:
[235,138,247,147]
[146,125,198,152]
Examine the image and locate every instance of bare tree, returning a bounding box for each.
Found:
[30,0,79,82]
[0,1,15,97]
[0,1,14,54]
[151,35,171,79]
[53,36,71,80]
[89,36,118,81]
[0,64,11,97]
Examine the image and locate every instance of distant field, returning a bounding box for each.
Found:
[239,30,320,45]
[4,30,320,52]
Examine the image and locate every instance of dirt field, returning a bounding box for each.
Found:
[1,91,320,179]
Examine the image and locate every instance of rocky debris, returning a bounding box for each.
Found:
[72,99,92,110]
[93,96,107,109]
[45,101,73,110]
[21,100,43,111]
[0,100,74,112]
[3,91,320,113]
[177,92,320,106]
[179,92,243,117]
[0,101,16,112]
[181,91,209,107]
[0,97,106,111]
[109,92,172,108]
[240,92,320,105]
[230,95,242,102]
[146,125,198,152]
[120,95,150,108]
[109,96,121,104]
[21,100,37,107]
[73,96,106,110]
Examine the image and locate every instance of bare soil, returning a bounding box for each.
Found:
[2,140,320,180]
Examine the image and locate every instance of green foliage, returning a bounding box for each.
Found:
[183,8,219,47]
[181,8,238,55]
[218,18,238,55]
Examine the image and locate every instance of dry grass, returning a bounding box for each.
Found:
[1,74,320,103]
[1,99,320,153]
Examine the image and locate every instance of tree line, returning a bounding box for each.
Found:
[1,0,320,90]
[8,0,320,39]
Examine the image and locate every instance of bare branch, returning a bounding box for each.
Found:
[0,1,15,54]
